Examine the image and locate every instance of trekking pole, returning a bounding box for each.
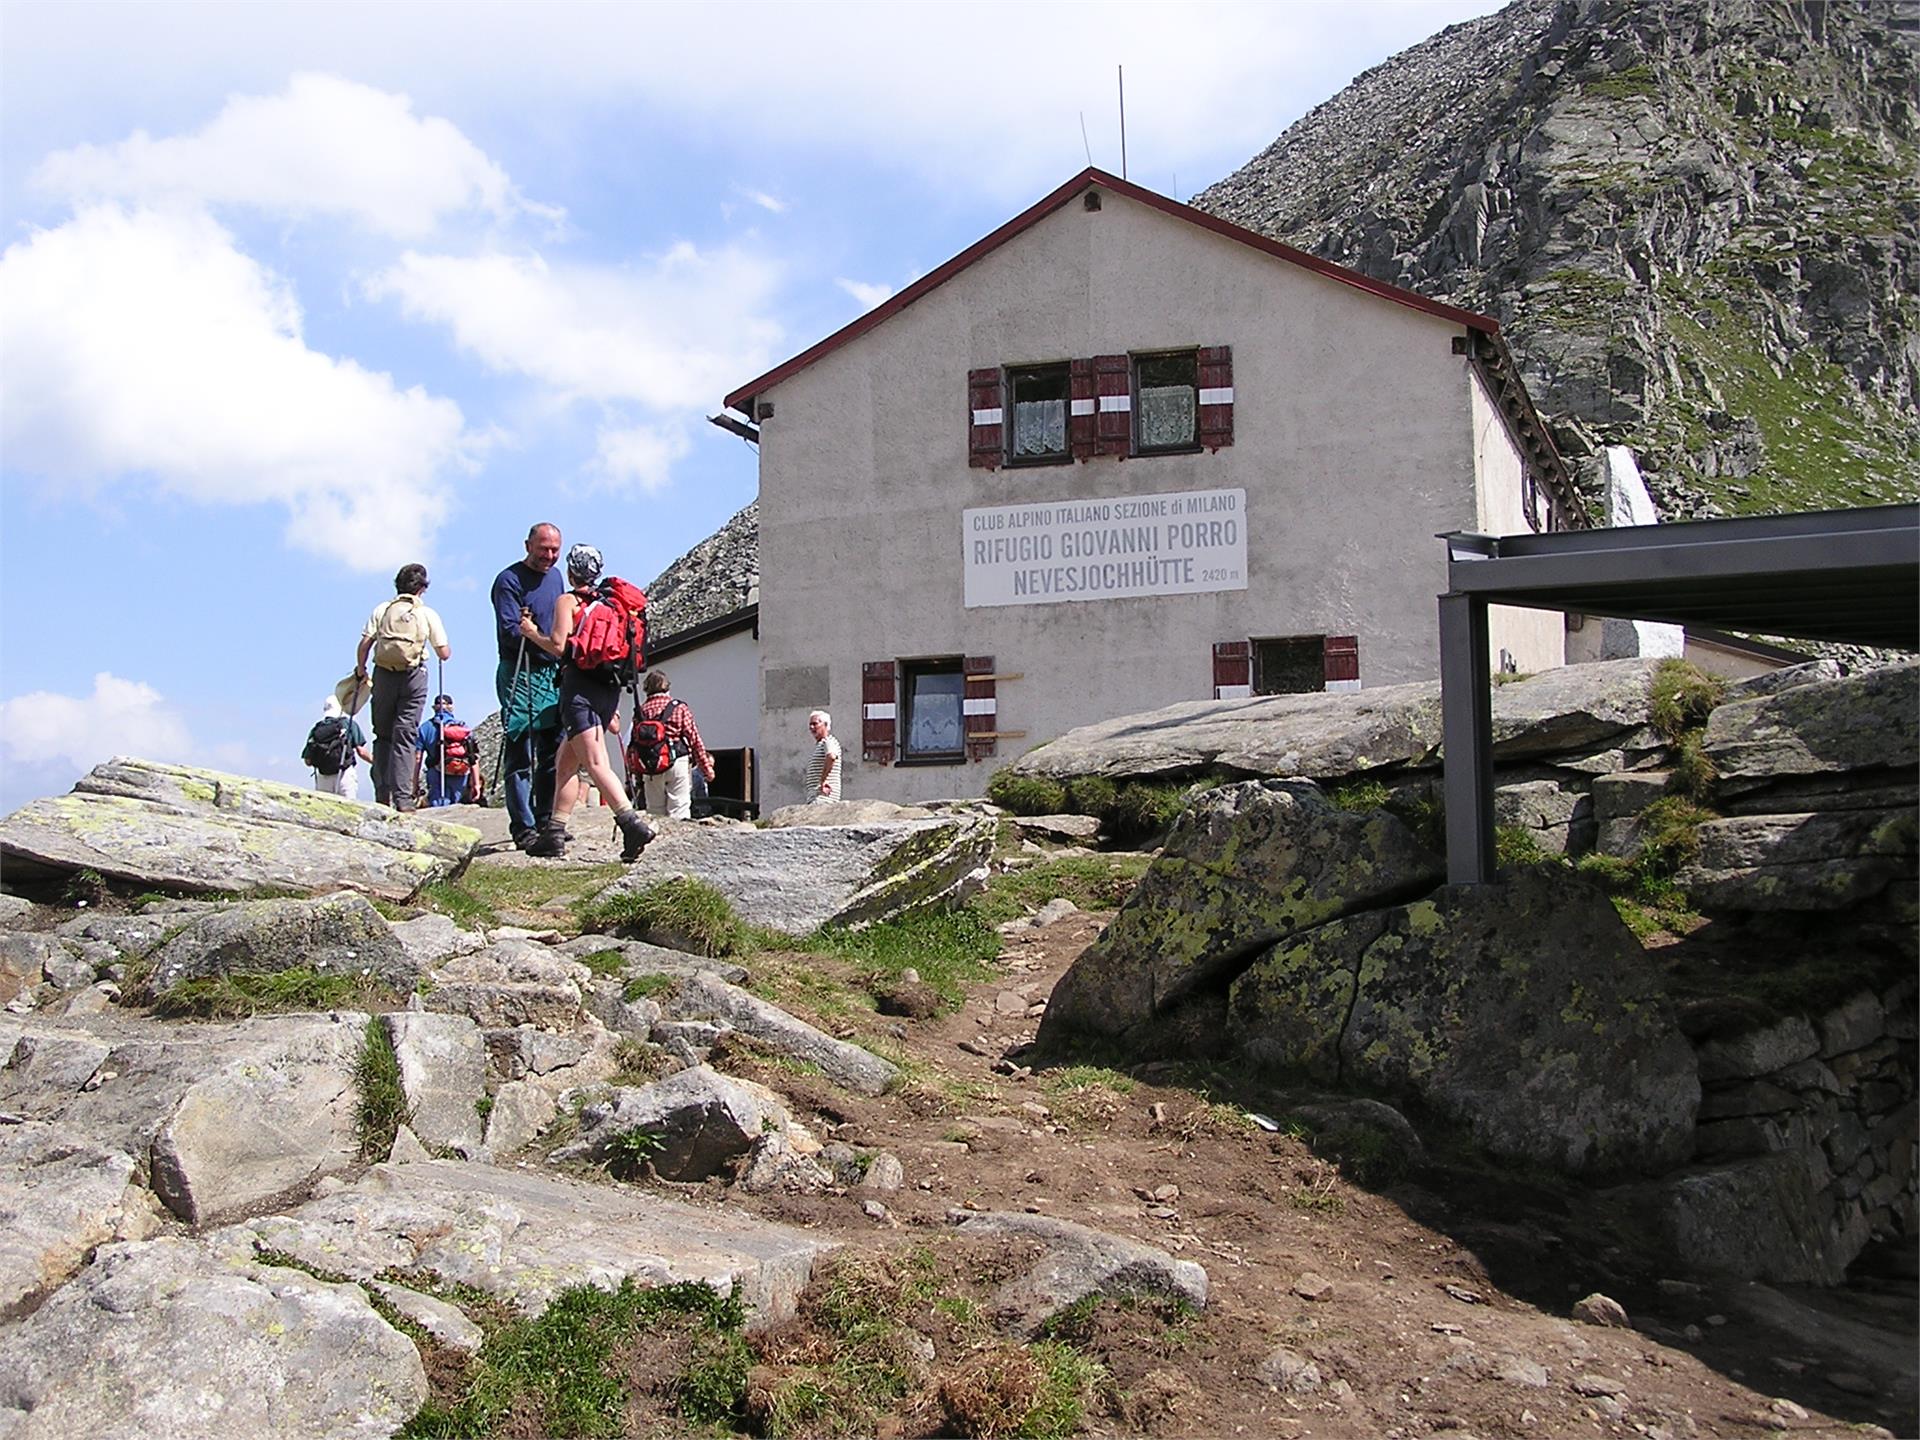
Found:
[436,654,447,803]
[508,632,534,819]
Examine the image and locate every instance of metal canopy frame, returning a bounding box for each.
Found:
[1438,503,1920,885]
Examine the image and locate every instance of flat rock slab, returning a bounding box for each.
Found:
[142,893,415,997]
[1003,658,1663,782]
[0,1121,141,1316]
[225,1158,834,1326]
[589,815,996,936]
[763,800,933,826]
[0,1011,367,1224]
[1678,809,1917,912]
[946,1210,1208,1334]
[0,758,478,902]
[0,1235,424,1440]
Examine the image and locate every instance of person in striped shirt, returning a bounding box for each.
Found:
[634,670,714,820]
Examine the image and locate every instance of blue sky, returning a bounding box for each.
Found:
[0,0,1500,815]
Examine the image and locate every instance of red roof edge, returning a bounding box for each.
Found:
[725,167,1500,415]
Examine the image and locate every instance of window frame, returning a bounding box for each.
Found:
[897,656,968,766]
[1003,361,1074,468]
[1131,348,1203,456]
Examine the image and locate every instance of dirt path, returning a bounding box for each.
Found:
[635,909,1915,1440]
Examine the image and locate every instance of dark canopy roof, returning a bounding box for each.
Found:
[1443,503,1919,651]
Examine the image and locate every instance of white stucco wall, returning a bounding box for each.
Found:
[1469,365,1567,676]
[646,626,760,753]
[753,187,1501,808]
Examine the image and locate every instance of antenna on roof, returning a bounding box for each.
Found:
[1118,65,1127,180]
[1079,111,1092,168]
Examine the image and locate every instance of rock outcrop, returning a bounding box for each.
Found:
[0,758,478,902]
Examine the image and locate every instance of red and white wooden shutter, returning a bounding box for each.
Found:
[968,368,1003,469]
[1323,635,1360,692]
[862,661,897,763]
[964,656,997,759]
[1212,640,1251,699]
[1094,353,1131,457]
[1198,345,1234,450]
[1069,358,1097,461]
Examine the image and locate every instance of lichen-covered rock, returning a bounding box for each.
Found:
[0,1235,426,1439]
[0,757,478,900]
[422,938,586,1029]
[1040,781,1441,1043]
[662,971,899,1096]
[1704,663,1919,784]
[381,1011,485,1152]
[142,893,415,997]
[1228,868,1699,1175]
[945,1210,1208,1335]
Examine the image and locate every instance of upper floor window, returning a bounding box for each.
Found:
[1134,351,1199,453]
[1007,364,1071,463]
[969,346,1232,469]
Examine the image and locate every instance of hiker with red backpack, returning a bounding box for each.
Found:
[629,670,714,821]
[416,694,477,807]
[515,543,656,861]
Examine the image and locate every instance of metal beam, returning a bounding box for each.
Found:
[1439,593,1495,885]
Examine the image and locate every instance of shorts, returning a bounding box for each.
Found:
[560,669,621,739]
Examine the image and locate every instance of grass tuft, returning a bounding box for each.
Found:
[1648,659,1726,742]
[973,852,1152,927]
[808,907,1001,1010]
[152,967,396,1019]
[353,1017,411,1162]
[985,770,1070,816]
[575,876,767,957]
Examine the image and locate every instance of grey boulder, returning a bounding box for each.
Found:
[141,893,415,998]
[0,1121,143,1314]
[946,1210,1208,1334]
[552,1064,795,1179]
[662,972,899,1095]
[1705,662,1918,783]
[0,1236,424,1439]
[382,1011,485,1152]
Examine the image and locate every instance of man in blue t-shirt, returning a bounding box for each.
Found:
[491,523,566,849]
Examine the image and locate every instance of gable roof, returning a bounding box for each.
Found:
[725,167,1501,415]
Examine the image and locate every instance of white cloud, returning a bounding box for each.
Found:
[33,73,561,239]
[835,277,894,310]
[589,422,692,494]
[368,243,783,411]
[734,185,787,214]
[0,204,474,572]
[0,673,193,774]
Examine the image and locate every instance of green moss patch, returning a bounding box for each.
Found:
[575,877,776,958]
[973,852,1153,927]
[808,907,1001,1011]
[153,968,397,1020]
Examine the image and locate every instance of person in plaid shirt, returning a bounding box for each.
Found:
[634,670,714,820]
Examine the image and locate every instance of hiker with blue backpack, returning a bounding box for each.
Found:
[416,694,477,807]
[515,543,655,861]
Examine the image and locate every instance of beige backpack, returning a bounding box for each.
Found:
[372,595,430,671]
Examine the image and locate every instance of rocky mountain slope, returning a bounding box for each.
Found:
[1195,0,1919,522]
[645,501,758,641]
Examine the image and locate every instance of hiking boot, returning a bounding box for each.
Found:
[527,821,570,858]
[615,808,655,863]
[510,826,535,852]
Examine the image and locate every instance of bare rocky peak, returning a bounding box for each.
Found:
[644,501,758,642]
[1196,0,1920,524]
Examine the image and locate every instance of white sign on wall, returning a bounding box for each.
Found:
[963,488,1249,608]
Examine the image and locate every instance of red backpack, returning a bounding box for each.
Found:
[626,699,687,777]
[432,723,473,776]
[566,578,648,684]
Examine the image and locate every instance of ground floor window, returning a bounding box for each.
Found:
[1253,636,1326,695]
[902,658,966,761]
